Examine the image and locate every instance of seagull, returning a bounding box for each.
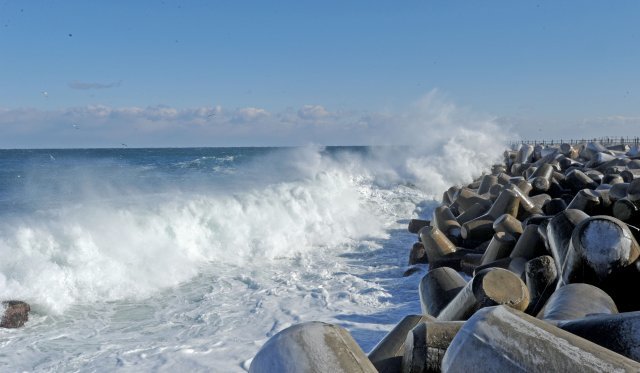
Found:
[49,154,56,161]
[207,113,216,118]
[72,123,80,129]
[121,143,128,147]
[41,91,48,97]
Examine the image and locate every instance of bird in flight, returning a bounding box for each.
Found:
[72,123,80,129]
[121,143,128,147]
[41,91,48,97]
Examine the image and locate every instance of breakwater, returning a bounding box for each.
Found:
[249,141,640,372]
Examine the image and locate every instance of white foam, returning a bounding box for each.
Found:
[0,154,386,314]
[0,96,509,371]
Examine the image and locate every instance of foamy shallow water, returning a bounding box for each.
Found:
[0,143,502,371]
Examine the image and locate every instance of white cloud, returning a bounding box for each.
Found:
[297,105,332,120]
[232,107,270,123]
[14,91,626,148]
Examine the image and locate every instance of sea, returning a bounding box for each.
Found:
[0,143,502,371]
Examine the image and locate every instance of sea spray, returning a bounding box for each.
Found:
[0,97,509,370]
[0,148,387,314]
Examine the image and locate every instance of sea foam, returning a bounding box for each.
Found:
[0,96,508,371]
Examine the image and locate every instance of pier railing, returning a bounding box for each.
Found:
[510,136,640,147]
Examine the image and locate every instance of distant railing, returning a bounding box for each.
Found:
[510,136,640,147]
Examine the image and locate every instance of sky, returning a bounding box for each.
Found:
[0,0,639,147]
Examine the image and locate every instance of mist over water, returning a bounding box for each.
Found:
[0,100,507,371]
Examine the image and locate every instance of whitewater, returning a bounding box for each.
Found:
[0,130,504,371]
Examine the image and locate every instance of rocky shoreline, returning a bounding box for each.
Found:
[250,141,640,372]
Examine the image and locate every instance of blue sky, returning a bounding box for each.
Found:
[1,1,639,147]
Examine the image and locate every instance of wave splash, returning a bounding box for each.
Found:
[0,98,508,314]
[0,148,387,314]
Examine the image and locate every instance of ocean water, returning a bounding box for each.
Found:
[0,143,503,371]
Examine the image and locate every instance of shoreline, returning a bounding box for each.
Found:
[250,140,640,372]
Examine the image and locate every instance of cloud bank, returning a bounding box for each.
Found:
[0,103,361,148]
[1,90,631,148]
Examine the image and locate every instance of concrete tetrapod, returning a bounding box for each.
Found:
[491,214,523,239]
[455,202,489,225]
[408,219,431,234]
[461,188,520,243]
[536,283,618,321]
[602,174,624,185]
[613,197,640,223]
[621,169,640,182]
[509,224,547,261]
[479,232,516,265]
[555,311,640,363]
[542,197,568,215]
[566,189,601,215]
[609,182,630,201]
[432,205,462,243]
[441,306,640,373]
[627,178,640,201]
[460,253,483,275]
[546,209,590,277]
[368,315,434,373]
[401,321,463,373]
[565,169,599,192]
[418,226,457,264]
[529,163,554,193]
[436,267,529,321]
[249,322,377,373]
[477,174,498,195]
[561,215,640,311]
[524,255,558,315]
[503,183,543,219]
[418,267,468,317]
[449,188,492,215]
[515,143,534,164]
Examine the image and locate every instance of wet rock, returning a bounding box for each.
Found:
[408,242,428,265]
[403,266,423,277]
[1,301,30,328]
